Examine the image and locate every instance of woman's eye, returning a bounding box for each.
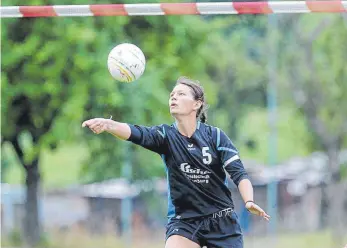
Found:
[179,93,185,96]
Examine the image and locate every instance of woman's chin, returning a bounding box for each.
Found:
[170,109,179,115]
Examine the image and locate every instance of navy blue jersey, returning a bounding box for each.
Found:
[127,121,249,220]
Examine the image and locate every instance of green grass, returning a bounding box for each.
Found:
[4,143,88,189]
[2,229,346,248]
[245,230,347,248]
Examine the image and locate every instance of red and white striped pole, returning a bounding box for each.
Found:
[1,1,346,18]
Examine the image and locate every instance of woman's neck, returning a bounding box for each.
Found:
[175,116,198,138]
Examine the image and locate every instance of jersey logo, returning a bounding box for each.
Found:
[187,143,195,151]
[180,163,211,184]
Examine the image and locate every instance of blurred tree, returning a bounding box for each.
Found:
[278,14,347,244]
[279,14,347,180]
[196,15,268,141]
[1,14,94,246]
[1,0,132,244]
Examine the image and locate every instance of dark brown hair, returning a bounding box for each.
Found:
[176,76,208,123]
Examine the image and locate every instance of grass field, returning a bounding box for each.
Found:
[245,231,347,248]
[2,229,346,248]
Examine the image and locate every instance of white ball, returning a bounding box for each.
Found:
[107,43,146,83]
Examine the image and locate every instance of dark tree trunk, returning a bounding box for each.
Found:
[319,183,329,229]
[23,158,41,248]
[325,150,345,247]
[327,148,341,183]
[319,149,342,242]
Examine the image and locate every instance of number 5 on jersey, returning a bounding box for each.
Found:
[202,147,212,165]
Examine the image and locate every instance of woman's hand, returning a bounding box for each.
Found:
[82,118,111,134]
[245,201,270,221]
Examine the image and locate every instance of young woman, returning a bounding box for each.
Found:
[82,76,270,248]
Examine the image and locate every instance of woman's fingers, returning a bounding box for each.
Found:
[259,210,270,221]
[82,119,98,128]
[82,118,106,134]
[94,124,106,134]
[247,203,270,221]
[263,215,270,221]
[89,121,102,130]
[82,120,92,127]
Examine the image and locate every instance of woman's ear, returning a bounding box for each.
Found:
[194,100,202,111]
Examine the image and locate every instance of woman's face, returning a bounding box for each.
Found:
[169,84,201,118]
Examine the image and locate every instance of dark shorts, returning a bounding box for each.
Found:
[166,208,243,248]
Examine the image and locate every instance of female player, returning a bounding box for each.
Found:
[82,76,270,248]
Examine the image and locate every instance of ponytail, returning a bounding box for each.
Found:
[200,112,207,123]
[197,102,208,123]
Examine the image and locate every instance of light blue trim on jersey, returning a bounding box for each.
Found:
[161,154,175,219]
[216,127,221,148]
[224,177,229,187]
[157,126,166,138]
[197,121,201,129]
[217,147,238,154]
[173,122,178,130]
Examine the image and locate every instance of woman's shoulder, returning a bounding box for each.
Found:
[199,122,220,135]
[200,123,231,139]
